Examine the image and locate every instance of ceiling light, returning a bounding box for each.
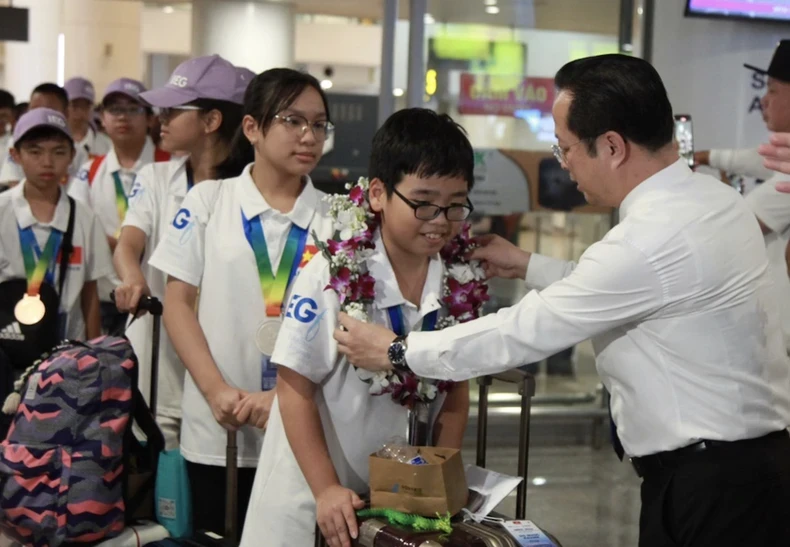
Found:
[484,0,497,5]
[637,7,644,15]
[485,5,500,14]
[163,5,174,14]
[393,88,405,97]
[532,477,547,486]
[320,79,333,90]
[424,13,435,24]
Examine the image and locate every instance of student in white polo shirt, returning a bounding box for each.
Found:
[0,84,89,187]
[67,78,171,334]
[0,109,113,342]
[240,109,473,547]
[148,68,335,536]
[112,55,245,449]
[64,77,111,158]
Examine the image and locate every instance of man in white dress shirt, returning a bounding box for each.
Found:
[336,54,790,547]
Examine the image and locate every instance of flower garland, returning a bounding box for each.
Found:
[314,177,489,406]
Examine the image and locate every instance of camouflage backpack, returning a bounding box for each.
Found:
[0,336,164,547]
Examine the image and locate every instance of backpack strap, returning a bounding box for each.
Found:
[56,197,76,309]
[87,155,105,186]
[154,148,171,162]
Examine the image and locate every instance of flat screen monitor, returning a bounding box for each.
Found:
[0,7,29,42]
[686,1,790,23]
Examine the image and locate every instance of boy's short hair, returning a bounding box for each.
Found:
[369,108,475,194]
[31,83,69,112]
[14,102,29,121]
[0,89,14,111]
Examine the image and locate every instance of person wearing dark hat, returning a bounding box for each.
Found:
[64,77,111,158]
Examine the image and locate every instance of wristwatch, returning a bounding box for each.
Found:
[388,335,410,372]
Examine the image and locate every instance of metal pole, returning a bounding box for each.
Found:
[378,0,398,125]
[475,378,492,468]
[515,374,535,520]
[641,0,655,63]
[618,0,634,54]
[406,0,427,108]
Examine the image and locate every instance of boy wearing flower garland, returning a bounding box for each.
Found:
[240,108,480,547]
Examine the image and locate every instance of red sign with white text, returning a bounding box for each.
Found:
[458,73,555,116]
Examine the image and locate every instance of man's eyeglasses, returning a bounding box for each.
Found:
[274,114,334,141]
[551,140,584,165]
[105,105,147,118]
[158,105,202,122]
[392,187,474,221]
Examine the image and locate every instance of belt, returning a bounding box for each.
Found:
[630,429,789,478]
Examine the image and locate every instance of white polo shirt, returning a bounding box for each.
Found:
[68,137,159,302]
[148,165,335,467]
[745,173,790,351]
[241,231,449,547]
[0,140,88,185]
[406,160,790,458]
[75,126,112,158]
[121,156,191,419]
[0,181,114,340]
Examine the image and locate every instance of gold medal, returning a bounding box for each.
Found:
[14,294,46,325]
[255,317,282,356]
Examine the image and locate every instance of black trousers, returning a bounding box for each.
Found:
[639,430,790,547]
[186,461,257,538]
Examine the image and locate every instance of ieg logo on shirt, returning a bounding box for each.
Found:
[173,208,191,229]
[286,295,319,323]
[129,180,143,199]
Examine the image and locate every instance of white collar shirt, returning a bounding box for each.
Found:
[75,126,112,158]
[242,231,447,542]
[0,181,114,340]
[148,164,335,467]
[121,156,190,419]
[407,159,790,458]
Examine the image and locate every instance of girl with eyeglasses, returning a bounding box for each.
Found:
[148,67,337,535]
[112,55,246,452]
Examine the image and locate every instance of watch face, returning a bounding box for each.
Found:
[388,342,405,365]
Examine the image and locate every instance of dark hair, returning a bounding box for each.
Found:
[369,108,475,195]
[215,68,330,179]
[190,98,244,151]
[14,102,29,121]
[0,89,14,111]
[554,54,674,155]
[14,126,73,150]
[31,83,69,113]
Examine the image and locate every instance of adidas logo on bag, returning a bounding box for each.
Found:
[0,322,24,342]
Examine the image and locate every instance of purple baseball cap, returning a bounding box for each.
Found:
[233,66,256,104]
[64,77,96,103]
[13,108,73,143]
[102,78,147,105]
[140,55,243,108]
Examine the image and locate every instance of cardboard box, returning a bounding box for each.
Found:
[369,447,469,517]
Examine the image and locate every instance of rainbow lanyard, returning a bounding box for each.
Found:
[387,306,438,337]
[112,171,131,225]
[241,210,308,317]
[17,225,63,296]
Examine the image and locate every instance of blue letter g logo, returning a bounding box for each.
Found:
[173,208,191,229]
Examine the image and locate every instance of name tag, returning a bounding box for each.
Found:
[500,520,556,547]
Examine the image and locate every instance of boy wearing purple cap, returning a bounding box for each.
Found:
[113,55,244,449]
[67,77,171,335]
[0,109,113,342]
[64,77,111,158]
[0,84,89,187]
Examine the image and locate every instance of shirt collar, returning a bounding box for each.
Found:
[619,159,692,219]
[168,156,190,197]
[105,137,156,174]
[11,180,71,232]
[237,163,319,229]
[368,229,444,314]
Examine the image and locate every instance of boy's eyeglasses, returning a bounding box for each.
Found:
[274,114,334,141]
[105,105,147,118]
[158,105,203,122]
[392,187,474,221]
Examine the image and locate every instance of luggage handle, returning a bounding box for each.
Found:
[225,430,239,543]
[475,369,535,520]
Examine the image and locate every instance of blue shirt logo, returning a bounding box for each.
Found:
[173,208,191,229]
[286,295,319,323]
[129,180,142,199]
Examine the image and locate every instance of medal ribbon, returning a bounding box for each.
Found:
[241,210,308,317]
[112,171,130,226]
[387,306,438,337]
[17,225,63,296]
